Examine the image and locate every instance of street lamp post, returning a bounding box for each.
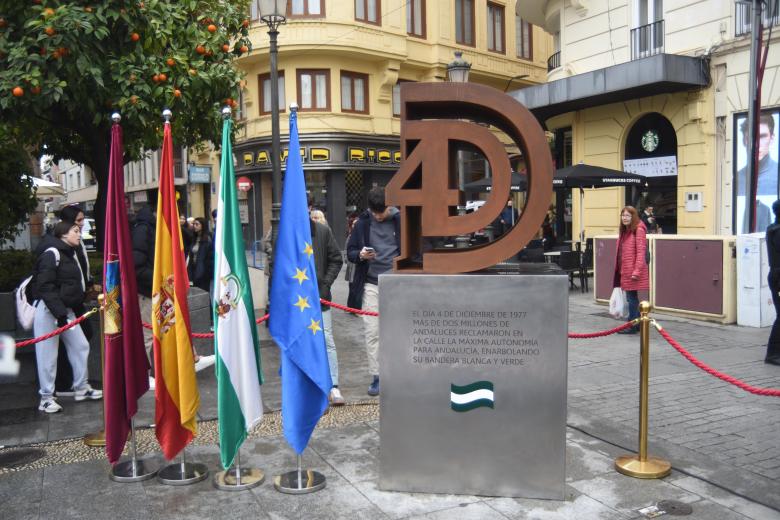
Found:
[447,51,473,249]
[258,0,286,245]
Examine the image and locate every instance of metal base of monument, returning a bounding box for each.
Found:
[214,468,265,491]
[83,430,106,447]
[110,459,158,483]
[615,455,671,479]
[158,461,209,486]
[273,470,326,494]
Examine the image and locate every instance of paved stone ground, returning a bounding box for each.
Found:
[1,270,779,519]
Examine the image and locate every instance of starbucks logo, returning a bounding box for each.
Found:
[641,130,659,152]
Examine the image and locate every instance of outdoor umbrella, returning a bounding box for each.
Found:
[553,163,646,242]
[22,175,65,197]
[463,171,527,193]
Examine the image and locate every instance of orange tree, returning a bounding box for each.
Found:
[0,0,252,249]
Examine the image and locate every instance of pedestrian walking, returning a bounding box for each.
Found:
[346,186,400,396]
[613,206,649,334]
[764,200,780,366]
[32,220,102,413]
[131,204,157,387]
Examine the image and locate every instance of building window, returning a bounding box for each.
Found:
[516,17,532,60]
[407,0,425,38]
[258,72,286,114]
[288,0,324,17]
[341,71,369,114]
[297,69,330,111]
[455,0,475,46]
[392,80,414,117]
[237,88,246,121]
[355,0,381,25]
[487,3,505,53]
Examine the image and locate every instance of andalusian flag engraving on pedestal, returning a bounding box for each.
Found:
[450,381,494,412]
[152,120,199,460]
[214,116,264,470]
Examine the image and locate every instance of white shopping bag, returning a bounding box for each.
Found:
[608,287,627,319]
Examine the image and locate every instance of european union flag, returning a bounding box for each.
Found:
[269,108,333,454]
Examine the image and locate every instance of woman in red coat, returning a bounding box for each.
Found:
[614,206,649,334]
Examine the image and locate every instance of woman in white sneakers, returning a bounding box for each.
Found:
[32,220,102,413]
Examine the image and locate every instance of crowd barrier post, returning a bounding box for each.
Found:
[615,301,672,479]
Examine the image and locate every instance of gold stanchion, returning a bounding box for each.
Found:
[84,294,106,447]
[615,301,671,479]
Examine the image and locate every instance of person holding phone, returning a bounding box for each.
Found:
[346,187,400,396]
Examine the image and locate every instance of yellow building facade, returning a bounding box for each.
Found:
[515,0,780,241]
[226,0,552,246]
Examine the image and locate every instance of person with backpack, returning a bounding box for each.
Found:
[32,220,102,413]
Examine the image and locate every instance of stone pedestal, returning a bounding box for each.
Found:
[379,273,568,499]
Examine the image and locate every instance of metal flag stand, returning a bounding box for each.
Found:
[110,418,158,482]
[213,450,265,491]
[158,448,209,486]
[84,294,106,447]
[274,454,326,494]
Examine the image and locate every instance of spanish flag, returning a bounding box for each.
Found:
[152,118,199,460]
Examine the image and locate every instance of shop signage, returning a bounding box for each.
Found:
[188,164,211,184]
[237,140,401,171]
[623,156,677,177]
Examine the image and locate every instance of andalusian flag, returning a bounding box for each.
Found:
[214,115,264,470]
[103,117,149,464]
[152,119,199,460]
[270,108,332,454]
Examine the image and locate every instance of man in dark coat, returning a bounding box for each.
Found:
[131,205,156,382]
[310,218,344,404]
[764,200,780,366]
[346,187,400,396]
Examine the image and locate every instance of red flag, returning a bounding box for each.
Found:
[103,119,150,464]
[152,120,199,459]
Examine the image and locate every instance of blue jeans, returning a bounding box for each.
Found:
[626,290,640,326]
[322,309,339,386]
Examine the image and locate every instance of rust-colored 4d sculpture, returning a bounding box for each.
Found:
[386,82,553,273]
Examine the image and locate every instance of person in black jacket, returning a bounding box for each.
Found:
[32,221,102,413]
[51,205,100,397]
[131,205,156,383]
[187,217,214,294]
[346,187,400,396]
[765,200,780,366]
[310,214,344,405]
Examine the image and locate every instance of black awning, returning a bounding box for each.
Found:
[510,54,710,122]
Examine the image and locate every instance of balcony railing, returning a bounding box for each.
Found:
[736,0,780,36]
[547,51,561,72]
[631,19,664,60]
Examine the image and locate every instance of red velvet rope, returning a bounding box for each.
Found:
[655,322,780,397]
[568,320,637,338]
[15,308,98,348]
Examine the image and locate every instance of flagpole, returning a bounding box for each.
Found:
[153,108,208,487]
[110,418,158,482]
[212,105,265,492]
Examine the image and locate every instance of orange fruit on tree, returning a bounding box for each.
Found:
[129,73,137,82]
[188,68,197,76]
[51,49,61,59]
[31,86,41,95]
[131,32,140,42]
[12,86,24,97]
[158,73,167,82]
[242,19,250,28]
[222,44,230,52]
[130,95,138,104]
[44,26,55,36]
[152,74,159,83]
[0,17,7,28]
[240,45,249,54]
[84,6,93,13]
[173,89,181,98]
[195,45,205,55]
[207,24,217,33]
[43,8,55,17]
[166,58,175,66]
